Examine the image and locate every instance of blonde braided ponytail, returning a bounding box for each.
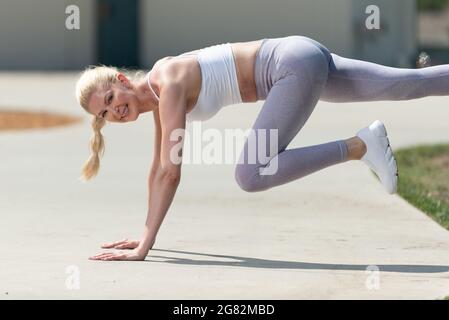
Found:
[79,116,106,181]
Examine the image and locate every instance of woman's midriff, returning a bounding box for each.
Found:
[230,39,264,103]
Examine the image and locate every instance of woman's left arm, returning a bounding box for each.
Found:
[90,80,187,261]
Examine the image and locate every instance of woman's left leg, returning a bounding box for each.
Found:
[321,52,449,103]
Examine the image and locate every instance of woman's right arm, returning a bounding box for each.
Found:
[98,105,164,253]
[149,105,162,184]
[147,107,162,224]
[137,82,186,255]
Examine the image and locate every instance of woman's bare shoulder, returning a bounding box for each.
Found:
[157,56,200,85]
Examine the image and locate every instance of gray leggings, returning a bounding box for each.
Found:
[235,35,449,192]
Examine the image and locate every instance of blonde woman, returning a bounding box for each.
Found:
[77,35,449,261]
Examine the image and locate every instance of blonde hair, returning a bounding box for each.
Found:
[79,116,106,181]
[75,65,120,181]
[75,65,146,181]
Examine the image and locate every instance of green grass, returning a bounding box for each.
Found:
[394,143,449,230]
[391,144,449,301]
[418,0,449,11]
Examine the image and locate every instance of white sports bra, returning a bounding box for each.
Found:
[147,42,242,122]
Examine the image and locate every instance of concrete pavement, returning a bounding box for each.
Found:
[1,72,449,299]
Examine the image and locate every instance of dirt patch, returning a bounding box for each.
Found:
[0,109,82,131]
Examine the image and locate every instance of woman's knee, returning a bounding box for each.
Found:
[234,164,266,192]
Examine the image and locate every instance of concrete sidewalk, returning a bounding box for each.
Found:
[1,72,449,299]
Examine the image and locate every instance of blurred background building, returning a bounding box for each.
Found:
[418,0,449,65]
[0,0,448,70]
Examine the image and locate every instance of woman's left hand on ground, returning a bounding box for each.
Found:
[89,249,147,261]
[100,238,140,250]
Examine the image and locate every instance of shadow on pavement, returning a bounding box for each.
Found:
[147,248,449,274]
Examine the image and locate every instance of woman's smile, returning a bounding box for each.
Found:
[119,104,129,119]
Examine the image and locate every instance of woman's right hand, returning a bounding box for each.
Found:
[101,238,140,250]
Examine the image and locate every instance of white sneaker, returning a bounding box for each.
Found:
[356,120,398,194]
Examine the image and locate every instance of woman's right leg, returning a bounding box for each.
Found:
[234,37,349,192]
[320,53,449,103]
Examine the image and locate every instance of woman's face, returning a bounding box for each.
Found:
[87,74,141,123]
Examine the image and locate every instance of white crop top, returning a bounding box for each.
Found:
[147,42,242,122]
